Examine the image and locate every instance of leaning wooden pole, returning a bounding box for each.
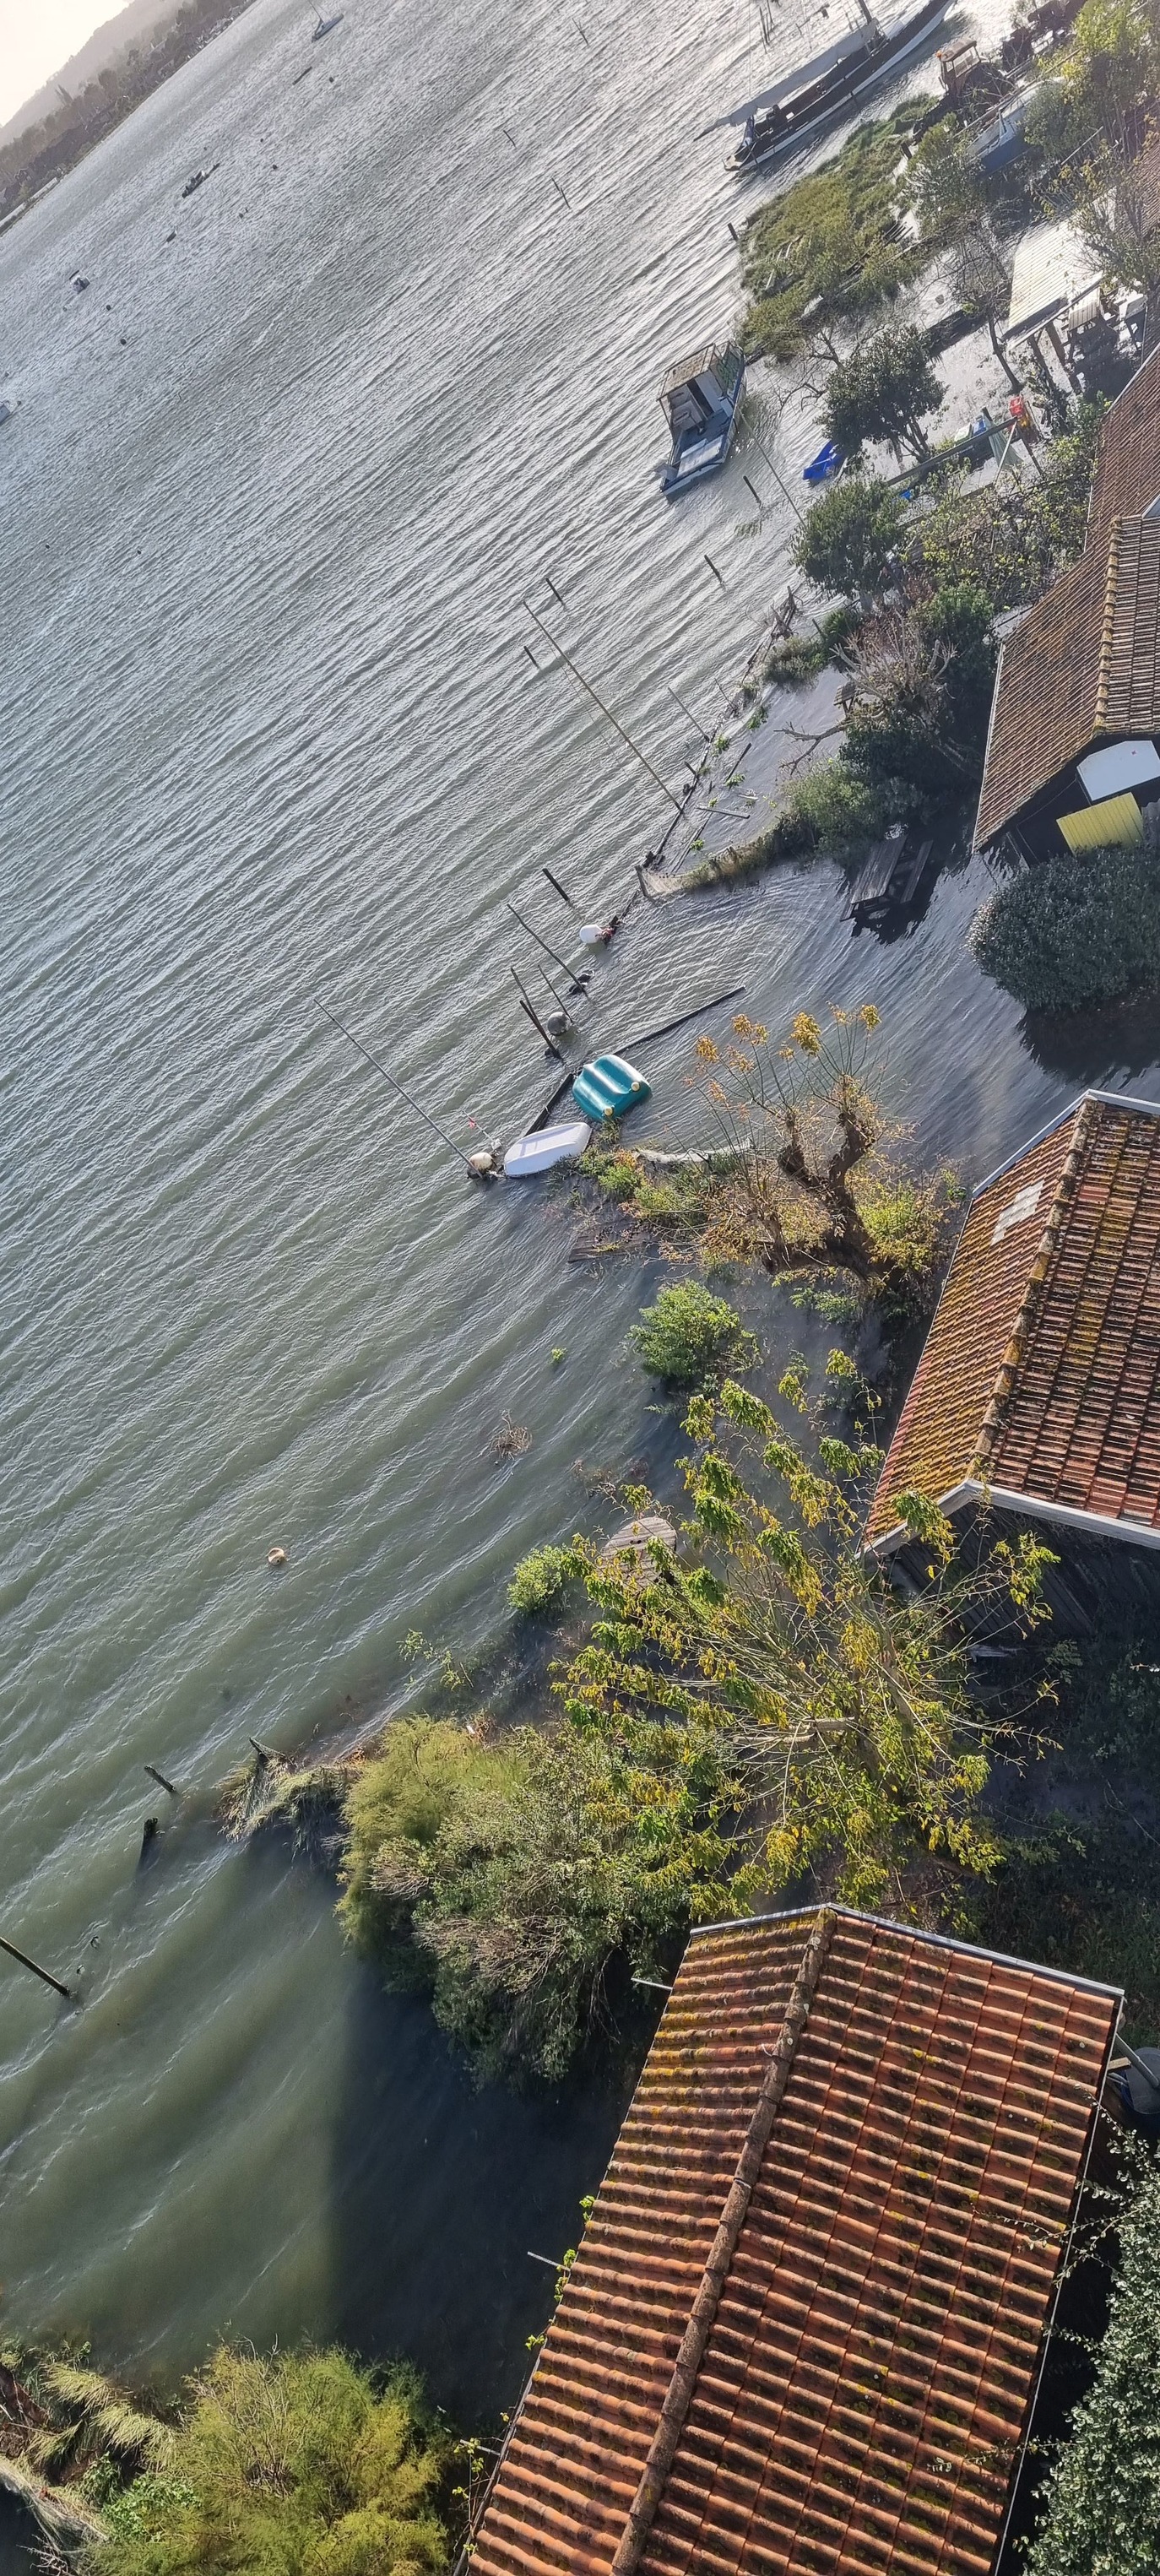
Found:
[0,1933,71,2000]
[610,1909,836,2576]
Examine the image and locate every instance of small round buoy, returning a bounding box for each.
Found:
[467,1148,499,1178]
[267,1546,288,1569]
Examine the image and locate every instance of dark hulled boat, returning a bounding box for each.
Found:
[724,0,950,172]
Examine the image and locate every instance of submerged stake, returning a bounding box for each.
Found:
[523,599,684,814]
[0,1933,71,2000]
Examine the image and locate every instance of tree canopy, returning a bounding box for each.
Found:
[1027,2149,1160,2575]
[821,323,944,464]
[794,475,904,605]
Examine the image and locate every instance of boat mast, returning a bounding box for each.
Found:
[852,0,883,31]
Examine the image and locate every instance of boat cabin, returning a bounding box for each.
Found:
[658,343,745,496]
[658,344,743,441]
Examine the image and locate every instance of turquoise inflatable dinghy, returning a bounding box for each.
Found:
[572,1054,652,1121]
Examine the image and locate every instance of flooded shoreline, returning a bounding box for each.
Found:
[3,0,1160,2449]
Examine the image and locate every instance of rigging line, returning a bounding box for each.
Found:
[317,998,471,1167]
[522,598,685,814]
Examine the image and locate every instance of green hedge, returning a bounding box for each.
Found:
[970,844,1160,1011]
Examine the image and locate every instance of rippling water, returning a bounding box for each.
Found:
[3,0,1159,2424]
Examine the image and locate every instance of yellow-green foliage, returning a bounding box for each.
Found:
[740,105,931,360]
[90,2349,447,2576]
[23,2360,174,2480]
[507,1544,576,1616]
[340,1714,740,2082]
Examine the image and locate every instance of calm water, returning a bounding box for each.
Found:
[3,0,1159,2426]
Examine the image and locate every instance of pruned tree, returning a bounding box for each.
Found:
[681,1005,958,1305]
[563,1374,1053,1916]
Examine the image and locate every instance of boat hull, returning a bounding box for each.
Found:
[504,1120,592,1177]
[725,0,951,174]
[661,364,746,497]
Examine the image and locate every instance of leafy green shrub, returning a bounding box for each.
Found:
[740,104,931,359]
[789,762,883,847]
[794,476,903,604]
[1026,2150,1160,2576]
[684,766,881,889]
[821,323,943,464]
[340,1716,729,2082]
[507,1544,575,1617]
[969,844,1160,1011]
[629,1283,758,1389]
[87,2348,447,2576]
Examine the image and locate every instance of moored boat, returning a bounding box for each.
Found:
[658,343,745,497]
[504,1120,592,1177]
[572,1055,652,1120]
[724,0,951,174]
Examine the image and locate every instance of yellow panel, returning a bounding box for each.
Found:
[1058,792,1144,851]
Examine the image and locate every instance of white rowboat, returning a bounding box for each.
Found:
[504,1120,592,1178]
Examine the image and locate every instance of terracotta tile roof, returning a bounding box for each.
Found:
[867,1093,1160,1545]
[973,516,1160,847]
[1087,339,1160,537]
[469,1909,1118,2576]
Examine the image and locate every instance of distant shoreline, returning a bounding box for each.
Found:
[0,0,257,228]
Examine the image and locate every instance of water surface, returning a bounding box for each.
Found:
[2,0,1157,2419]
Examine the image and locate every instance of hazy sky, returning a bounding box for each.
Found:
[1,0,119,127]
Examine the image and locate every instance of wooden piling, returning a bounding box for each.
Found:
[0,1933,71,2000]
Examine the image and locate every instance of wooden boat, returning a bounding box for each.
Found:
[504,1120,592,1178]
[658,344,745,497]
[572,1055,652,1120]
[724,0,951,174]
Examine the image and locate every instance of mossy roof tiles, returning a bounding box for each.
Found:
[1087,338,1160,537]
[467,1911,1117,2576]
[866,1093,1160,1545]
[973,516,1160,848]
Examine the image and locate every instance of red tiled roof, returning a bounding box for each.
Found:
[867,1093,1160,1546]
[469,1909,1119,2576]
[973,516,1160,848]
[1087,339,1160,538]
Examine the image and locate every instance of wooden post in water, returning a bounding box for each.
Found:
[511,966,563,1058]
[0,1933,71,2000]
[522,599,685,814]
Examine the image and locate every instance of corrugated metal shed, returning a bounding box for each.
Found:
[468,1908,1118,2576]
[866,1092,1160,1548]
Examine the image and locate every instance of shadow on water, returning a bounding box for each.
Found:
[329,1958,634,2429]
[0,2497,36,2576]
[1020,990,1160,1088]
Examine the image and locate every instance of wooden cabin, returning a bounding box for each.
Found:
[975,342,1160,860]
[658,343,743,440]
[866,1090,1160,1624]
[464,1907,1119,2576]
